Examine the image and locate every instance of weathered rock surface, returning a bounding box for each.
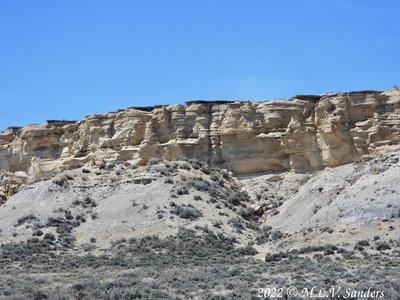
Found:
[1,88,400,188]
[2,89,400,300]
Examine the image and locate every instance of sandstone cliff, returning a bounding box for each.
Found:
[1,90,400,299]
[1,88,400,189]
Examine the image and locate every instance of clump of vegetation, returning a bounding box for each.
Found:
[354,240,370,251]
[32,229,43,237]
[164,178,173,184]
[323,244,338,255]
[53,175,73,188]
[170,204,202,220]
[313,205,321,214]
[44,211,85,250]
[237,245,258,256]
[375,241,391,251]
[298,245,325,254]
[147,158,161,166]
[72,195,97,208]
[238,207,257,221]
[0,225,399,299]
[176,186,189,195]
[212,220,223,228]
[228,217,245,232]
[146,159,179,176]
[265,251,291,262]
[16,214,39,226]
[256,226,284,244]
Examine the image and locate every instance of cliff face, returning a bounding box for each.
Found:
[1,88,400,184]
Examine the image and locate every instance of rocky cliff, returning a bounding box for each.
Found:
[1,88,400,194]
[1,89,400,299]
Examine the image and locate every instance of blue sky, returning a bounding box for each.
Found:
[1,0,399,130]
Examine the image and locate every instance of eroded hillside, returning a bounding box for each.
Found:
[0,156,399,298]
[1,89,400,299]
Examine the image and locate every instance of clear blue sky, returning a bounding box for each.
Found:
[1,0,399,130]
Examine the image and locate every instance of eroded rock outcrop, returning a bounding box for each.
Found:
[1,88,400,187]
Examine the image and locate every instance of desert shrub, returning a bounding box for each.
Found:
[170,205,202,220]
[32,229,44,237]
[32,290,48,300]
[298,245,325,254]
[225,189,250,208]
[82,196,97,208]
[238,207,256,221]
[53,175,71,188]
[313,253,324,260]
[119,228,240,266]
[156,207,165,219]
[245,221,259,231]
[56,224,73,236]
[320,226,334,234]
[190,180,210,192]
[354,240,370,251]
[73,196,96,208]
[176,186,189,195]
[46,217,66,227]
[179,161,192,170]
[210,172,222,182]
[228,217,245,231]
[323,245,337,255]
[269,229,284,241]
[213,221,223,228]
[265,252,289,262]
[75,214,86,223]
[313,205,321,214]
[256,226,283,245]
[147,158,160,166]
[375,241,391,251]
[43,233,56,241]
[82,243,96,252]
[164,162,250,214]
[164,178,173,184]
[44,214,83,250]
[341,250,356,260]
[198,164,211,175]
[16,214,39,226]
[64,210,74,220]
[237,246,258,256]
[187,159,204,170]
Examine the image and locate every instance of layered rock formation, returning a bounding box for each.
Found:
[1,88,400,188]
